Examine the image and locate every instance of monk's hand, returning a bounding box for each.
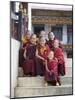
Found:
[55,57,58,62]
[44,60,47,64]
[47,69,50,73]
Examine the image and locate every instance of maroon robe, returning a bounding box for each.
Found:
[19,48,25,67]
[22,43,36,76]
[46,38,62,50]
[36,44,50,76]
[23,39,30,48]
[54,48,66,76]
[45,59,58,82]
[19,40,30,67]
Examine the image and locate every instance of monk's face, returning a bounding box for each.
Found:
[48,51,54,60]
[26,32,31,40]
[48,32,55,40]
[30,35,36,45]
[39,31,45,38]
[39,37,46,47]
[54,40,59,48]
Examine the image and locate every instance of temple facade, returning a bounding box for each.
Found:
[10,2,73,58]
[10,1,73,98]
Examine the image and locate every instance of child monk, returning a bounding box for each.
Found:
[36,30,46,45]
[36,37,50,76]
[22,34,37,76]
[39,30,46,38]
[21,30,31,48]
[44,51,60,86]
[54,39,66,76]
[46,32,62,50]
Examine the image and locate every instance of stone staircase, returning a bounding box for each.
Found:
[15,58,73,97]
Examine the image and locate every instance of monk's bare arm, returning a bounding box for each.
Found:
[23,48,26,59]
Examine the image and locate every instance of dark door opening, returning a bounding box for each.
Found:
[33,24,44,37]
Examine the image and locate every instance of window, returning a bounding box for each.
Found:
[51,25,62,41]
[33,24,44,37]
[67,25,72,44]
[67,51,72,58]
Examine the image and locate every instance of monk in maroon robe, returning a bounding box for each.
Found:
[46,32,62,50]
[19,40,30,67]
[54,39,66,76]
[19,31,31,67]
[22,34,37,76]
[44,51,60,86]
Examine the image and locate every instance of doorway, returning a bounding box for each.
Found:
[33,24,44,37]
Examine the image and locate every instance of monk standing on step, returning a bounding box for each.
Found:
[19,30,31,67]
[22,34,37,76]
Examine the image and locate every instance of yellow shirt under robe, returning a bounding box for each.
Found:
[21,33,27,45]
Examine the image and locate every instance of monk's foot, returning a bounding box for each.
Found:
[56,82,60,86]
[40,74,44,76]
[58,80,61,86]
[44,81,48,87]
[23,74,26,77]
[26,74,31,77]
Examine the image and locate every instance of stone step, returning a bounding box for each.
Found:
[60,76,72,85]
[15,84,72,97]
[66,67,72,76]
[17,76,44,87]
[17,75,72,87]
[65,58,72,68]
[18,67,24,77]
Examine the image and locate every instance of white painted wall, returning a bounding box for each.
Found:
[44,24,51,40]
[29,3,72,11]
[11,38,20,98]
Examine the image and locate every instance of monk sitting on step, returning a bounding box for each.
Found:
[53,39,66,76]
[44,51,60,86]
[36,37,50,76]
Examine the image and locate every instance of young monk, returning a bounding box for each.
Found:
[36,37,50,76]
[54,39,66,76]
[22,34,37,76]
[19,30,31,67]
[44,51,60,86]
[21,30,31,48]
[36,30,46,45]
[39,30,46,38]
[46,32,62,50]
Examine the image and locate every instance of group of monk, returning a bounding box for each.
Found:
[19,30,66,86]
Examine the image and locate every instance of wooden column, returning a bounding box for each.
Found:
[18,3,23,41]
